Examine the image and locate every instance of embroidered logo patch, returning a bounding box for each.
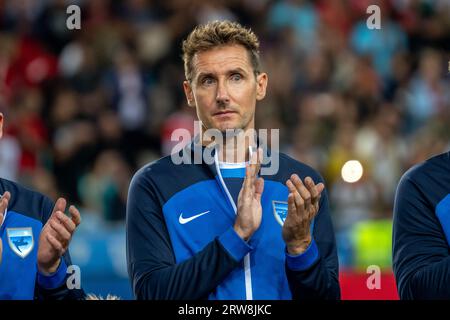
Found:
[272,201,288,226]
[7,227,34,259]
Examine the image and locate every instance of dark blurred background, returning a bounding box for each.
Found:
[0,0,448,299]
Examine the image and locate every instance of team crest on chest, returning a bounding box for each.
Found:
[272,201,288,226]
[7,227,34,258]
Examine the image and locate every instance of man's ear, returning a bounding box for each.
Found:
[0,112,3,139]
[183,81,195,108]
[256,72,268,101]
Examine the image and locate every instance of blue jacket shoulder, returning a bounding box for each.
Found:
[0,178,54,222]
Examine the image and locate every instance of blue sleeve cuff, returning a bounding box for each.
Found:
[37,258,68,290]
[218,227,253,262]
[286,239,320,271]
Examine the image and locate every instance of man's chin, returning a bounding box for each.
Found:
[202,119,251,137]
[213,121,240,133]
[217,125,244,135]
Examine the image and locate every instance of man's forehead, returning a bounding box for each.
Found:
[192,45,253,75]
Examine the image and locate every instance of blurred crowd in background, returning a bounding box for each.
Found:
[0,0,449,297]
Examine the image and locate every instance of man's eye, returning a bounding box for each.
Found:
[201,77,215,85]
[230,74,242,81]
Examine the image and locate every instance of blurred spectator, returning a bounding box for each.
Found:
[7,88,49,175]
[195,0,237,25]
[161,105,196,156]
[0,129,20,181]
[350,1,408,79]
[78,149,131,222]
[355,104,408,205]
[268,0,320,54]
[404,48,449,132]
[330,175,379,232]
[104,46,149,131]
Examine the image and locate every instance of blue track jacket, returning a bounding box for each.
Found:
[0,178,85,300]
[126,141,340,300]
[393,151,450,299]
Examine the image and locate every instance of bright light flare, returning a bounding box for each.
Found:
[341,160,363,183]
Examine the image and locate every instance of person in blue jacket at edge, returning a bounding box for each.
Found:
[0,111,85,300]
[392,63,450,300]
[393,149,450,299]
[126,20,340,300]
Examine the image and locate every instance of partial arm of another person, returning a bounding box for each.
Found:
[393,175,450,299]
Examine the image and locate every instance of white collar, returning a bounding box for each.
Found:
[218,161,247,169]
[218,145,255,169]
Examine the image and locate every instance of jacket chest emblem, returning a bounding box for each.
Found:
[272,201,288,226]
[6,227,34,258]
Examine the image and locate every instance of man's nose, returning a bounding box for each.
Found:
[216,80,230,106]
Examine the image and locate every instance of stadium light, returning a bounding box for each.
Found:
[341,160,364,183]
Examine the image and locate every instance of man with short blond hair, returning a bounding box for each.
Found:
[127,20,340,300]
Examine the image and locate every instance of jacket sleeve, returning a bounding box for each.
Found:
[284,185,341,300]
[126,170,251,300]
[393,173,450,299]
[34,196,86,300]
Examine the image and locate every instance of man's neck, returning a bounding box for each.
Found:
[220,137,247,163]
